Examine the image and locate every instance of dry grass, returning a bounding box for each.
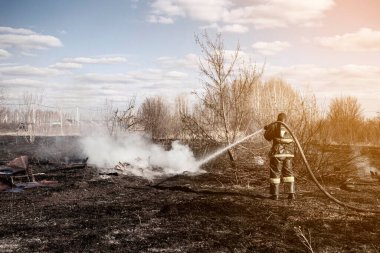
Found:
[294,226,314,253]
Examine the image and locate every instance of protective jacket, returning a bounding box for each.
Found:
[264,122,294,158]
[264,122,296,199]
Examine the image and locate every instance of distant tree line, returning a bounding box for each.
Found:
[0,33,379,149]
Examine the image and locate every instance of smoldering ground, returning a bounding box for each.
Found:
[0,135,379,252]
[80,134,205,180]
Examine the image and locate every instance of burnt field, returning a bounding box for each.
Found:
[0,136,379,252]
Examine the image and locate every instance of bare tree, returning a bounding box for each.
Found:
[172,94,190,139]
[0,88,7,124]
[174,94,190,116]
[20,92,44,143]
[104,98,137,136]
[182,32,261,164]
[360,117,380,145]
[138,96,171,139]
[327,96,363,143]
[22,91,43,123]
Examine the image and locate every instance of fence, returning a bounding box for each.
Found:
[0,103,109,136]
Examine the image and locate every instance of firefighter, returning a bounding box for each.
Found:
[264,113,295,200]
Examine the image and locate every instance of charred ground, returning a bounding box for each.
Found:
[0,136,379,252]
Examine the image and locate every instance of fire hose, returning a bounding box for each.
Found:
[268,121,380,213]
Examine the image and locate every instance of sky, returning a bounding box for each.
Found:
[0,0,379,117]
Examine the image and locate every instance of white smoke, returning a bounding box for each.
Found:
[352,148,379,177]
[354,155,379,177]
[80,134,204,180]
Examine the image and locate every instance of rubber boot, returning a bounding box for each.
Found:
[286,182,296,200]
[270,184,280,200]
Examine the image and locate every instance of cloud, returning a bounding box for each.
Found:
[51,56,128,70]
[0,27,35,35]
[224,0,335,29]
[0,78,44,88]
[148,0,335,30]
[20,51,37,57]
[0,26,62,49]
[150,0,231,23]
[316,28,380,52]
[77,73,134,84]
[219,24,248,33]
[77,69,189,86]
[156,53,198,69]
[0,49,11,58]
[252,41,290,55]
[266,63,380,93]
[147,15,174,24]
[62,56,127,64]
[156,51,255,72]
[51,62,83,70]
[165,70,188,79]
[130,68,188,82]
[202,23,248,33]
[0,65,61,76]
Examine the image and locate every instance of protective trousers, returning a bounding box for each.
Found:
[269,156,295,197]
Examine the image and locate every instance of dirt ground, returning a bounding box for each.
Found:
[0,136,379,253]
